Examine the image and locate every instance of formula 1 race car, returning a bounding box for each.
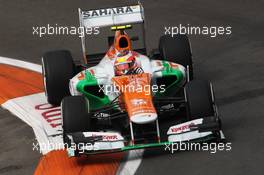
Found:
[42,4,224,157]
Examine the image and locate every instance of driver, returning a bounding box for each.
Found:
[114,54,137,76]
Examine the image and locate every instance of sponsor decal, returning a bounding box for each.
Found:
[156,60,163,67]
[35,103,62,130]
[91,134,118,141]
[171,123,195,133]
[155,60,178,69]
[95,112,110,118]
[83,132,123,141]
[168,62,179,69]
[131,99,147,106]
[78,72,85,80]
[89,69,95,76]
[83,6,134,18]
[160,104,174,110]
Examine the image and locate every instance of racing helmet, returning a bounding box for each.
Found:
[114,53,136,76]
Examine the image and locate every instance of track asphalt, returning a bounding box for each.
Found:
[0,0,264,174]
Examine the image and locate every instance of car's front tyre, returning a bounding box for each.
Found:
[159,34,193,80]
[42,50,75,105]
[62,96,91,147]
[184,80,215,119]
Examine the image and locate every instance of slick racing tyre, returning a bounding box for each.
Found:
[159,34,193,80]
[62,96,91,146]
[42,50,75,105]
[184,80,214,119]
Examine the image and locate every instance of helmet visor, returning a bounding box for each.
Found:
[115,63,129,71]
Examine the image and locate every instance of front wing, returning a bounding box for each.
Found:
[65,116,224,157]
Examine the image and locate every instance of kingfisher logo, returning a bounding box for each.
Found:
[171,123,195,133]
[83,6,134,18]
[92,134,118,141]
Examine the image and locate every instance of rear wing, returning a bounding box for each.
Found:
[80,5,144,28]
[78,4,146,64]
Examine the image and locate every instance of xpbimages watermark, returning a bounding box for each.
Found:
[32,24,100,37]
[99,83,166,95]
[32,141,98,154]
[164,24,232,38]
[164,142,232,154]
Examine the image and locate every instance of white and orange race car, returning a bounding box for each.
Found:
[42,4,224,156]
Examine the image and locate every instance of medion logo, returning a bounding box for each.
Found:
[83,6,134,18]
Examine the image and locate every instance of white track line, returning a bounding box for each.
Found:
[117,149,144,175]
[0,56,41,73]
